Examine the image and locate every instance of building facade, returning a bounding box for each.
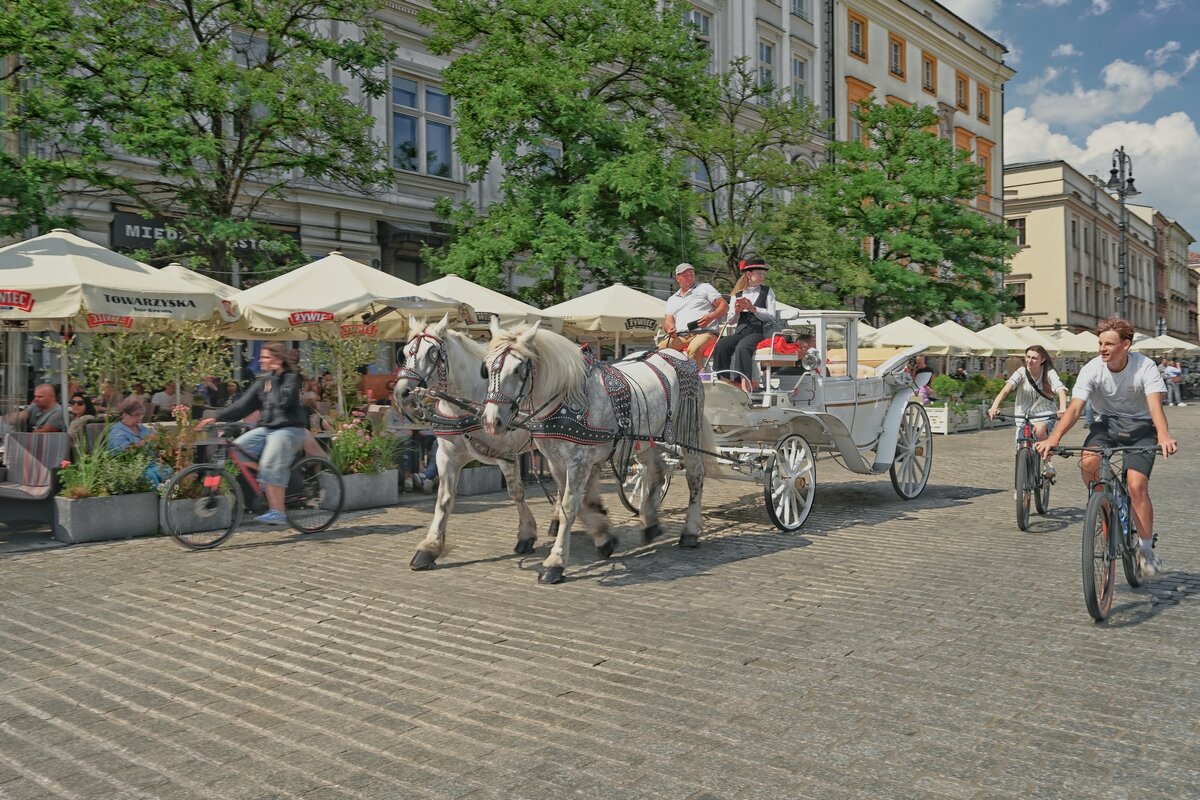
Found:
[1002,160,1196,340]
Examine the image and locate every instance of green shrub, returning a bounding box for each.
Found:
[328,414,401,474]
[59,439,152,499]
[930,375,961,400]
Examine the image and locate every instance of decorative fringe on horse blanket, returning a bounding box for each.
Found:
[607,351,703,484]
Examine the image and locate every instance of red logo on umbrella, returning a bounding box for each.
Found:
[0,290,35,312]
[339,323,378,338]
[287,311,335,325]
[85,314,134,329]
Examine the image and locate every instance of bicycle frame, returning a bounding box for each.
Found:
[203,433,263,500]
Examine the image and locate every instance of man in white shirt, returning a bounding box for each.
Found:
[1162,360,1185,406]
[1038,317,1177,577]
[150,381,189,420]
[661,263,728,368]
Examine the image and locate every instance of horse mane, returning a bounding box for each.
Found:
[488,324,589,408]
[441,327,488,395]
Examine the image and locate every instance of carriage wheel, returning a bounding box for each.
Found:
[763,434,816,532]
[615,458,673,515]
[890,403,933,500]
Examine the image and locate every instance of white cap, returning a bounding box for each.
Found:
[674,262,695,275]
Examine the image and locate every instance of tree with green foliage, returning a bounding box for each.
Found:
[814,99,1018,322]
[671,58,869,304]
[0,0,394,282]
[421,0,716,305]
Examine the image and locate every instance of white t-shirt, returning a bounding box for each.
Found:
[1006,366,1065,420]
[1163,364,1182,382]
[665,282,723,330]
[725,285,778,322]
[151,391,188,410]
[1072,351,1167,420]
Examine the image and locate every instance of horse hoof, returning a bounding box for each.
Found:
[409,550,438,570]
[642,524,662,544]
[514,538,537,555]
[678,533,699,548]
[538,566,565,585]
[595,535,617,559]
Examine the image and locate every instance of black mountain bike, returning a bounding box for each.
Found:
[160,423,345,550]
[1054,444,1160,622]
[998,414,1056,530]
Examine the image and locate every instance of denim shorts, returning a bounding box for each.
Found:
[234,426,308,486]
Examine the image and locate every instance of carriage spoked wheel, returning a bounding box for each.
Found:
[614,458,674,515]
[890,402,933,500]
[763,434,816,532]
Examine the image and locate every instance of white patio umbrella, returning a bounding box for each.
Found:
[541,283,666,355]
[1011,326,1065,356]
[1043,328,1096,357]
[977,324,1036,356]
[1131,334,1200,355]
[931,321,995,356]
[219,251,473,340]
[421,274,561,332]
[0,229,221,411]
[861,317,954,356]
[160,262,237,298]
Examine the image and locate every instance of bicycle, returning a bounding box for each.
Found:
[160,423,345,550]
[1053,444,1161,622]
[996,414,1057,531]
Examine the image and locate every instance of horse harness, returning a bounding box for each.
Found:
[395,331,449,391]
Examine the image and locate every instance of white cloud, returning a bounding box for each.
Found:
[1029,59,1189,126]
[1154,0,1179,11]
[1006,108,1200,240]
[1016,66,1064,97]
[1145,41,1180,67]
[1090,0,1111,14]
[1038,0,1070,5]
[937,0,1004,29]
[1052,44,1082,58]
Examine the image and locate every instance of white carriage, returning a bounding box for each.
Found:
[619,310,934,531]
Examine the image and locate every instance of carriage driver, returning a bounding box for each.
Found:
[661,263,728,368]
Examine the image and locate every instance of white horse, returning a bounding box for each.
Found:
[481,319,712,585]
[393,315,546,569]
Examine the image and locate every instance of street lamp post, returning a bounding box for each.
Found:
[1105,146,1140,320]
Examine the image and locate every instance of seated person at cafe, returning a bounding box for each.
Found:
[660,262,728,369]
[108,397,171,487]
[5,383,68,433]
[150,381,189,420]
[67,392,99,447]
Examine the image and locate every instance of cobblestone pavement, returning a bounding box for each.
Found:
[2,409,1199,800]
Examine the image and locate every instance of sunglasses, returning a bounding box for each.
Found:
[70,400,86,405]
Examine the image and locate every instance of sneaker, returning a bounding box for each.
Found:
[410,474,423,491]
[1041,461,1056,479]
[1179,403,1188,407]
[421,478,435,494]
[254,509,288,526]
[1139,550,1164,578]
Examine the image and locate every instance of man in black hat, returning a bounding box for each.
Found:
[711,257,778,392]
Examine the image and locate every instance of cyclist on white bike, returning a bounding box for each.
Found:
[1037,317,1178,576]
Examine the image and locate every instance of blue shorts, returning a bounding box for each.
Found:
[234,426,308,486]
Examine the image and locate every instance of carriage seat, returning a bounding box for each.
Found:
[754,333,804,368]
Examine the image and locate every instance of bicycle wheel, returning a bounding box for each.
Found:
[1120,500,1144,589]
[1014,449,1033,531]
[1034,462,1051,516]
[1082,492,1116,622]
[161,464,245,550]
[285,456,344,533]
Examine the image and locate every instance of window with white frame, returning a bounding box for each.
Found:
[687,9,713,72]
[392,75,454,178]
[791,0,809,19]
[791,57,808,104]
[758,39,775,95]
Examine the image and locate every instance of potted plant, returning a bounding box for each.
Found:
[53,438,158,543]
[327,413,401,510]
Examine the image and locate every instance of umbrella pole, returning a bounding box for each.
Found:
[615,331,620,361]
[60,347,69,428]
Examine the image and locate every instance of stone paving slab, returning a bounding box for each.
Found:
[1,408,1199,798]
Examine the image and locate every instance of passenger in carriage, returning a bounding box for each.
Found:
[660,262,728,369]
[711,257,778,392]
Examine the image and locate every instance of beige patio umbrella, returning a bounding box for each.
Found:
[421,274,561,332]
[0,229,219,331]
[977,324,1035,356]
[160,262,237,298]
[861,317,953,356]
[0,229,222,410]
[1011,326,1066,356]
[931,321,995,356]
[219,251,473,340]
[1131,334,1200,355]
[1043,328,1096,357]
[541,283,666,355]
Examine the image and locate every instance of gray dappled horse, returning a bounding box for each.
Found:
[481,319,711,585]
[393,316,549,569]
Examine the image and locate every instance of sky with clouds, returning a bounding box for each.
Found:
[940,0,1200,247]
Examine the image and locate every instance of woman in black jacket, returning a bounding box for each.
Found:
[196,343,308,525]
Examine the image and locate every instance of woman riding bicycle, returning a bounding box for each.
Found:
[987,345,1068,475]
[196,343,308,525]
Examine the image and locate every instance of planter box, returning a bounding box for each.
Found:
[457,465,504,496]
[53,492,160,544]
[340,469,399,511]
[161,496,238,535]
[927,406,982,435]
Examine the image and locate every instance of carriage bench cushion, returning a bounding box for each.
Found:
[0,432,71,501]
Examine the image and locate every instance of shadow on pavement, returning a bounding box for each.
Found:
[1102,570,1200,628]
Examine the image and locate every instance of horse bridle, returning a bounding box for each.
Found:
[485,346,534,416]
[395,331,449,390]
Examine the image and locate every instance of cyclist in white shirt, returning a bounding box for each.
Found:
[1037,317,1178,577]
[987,345,1067,475]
